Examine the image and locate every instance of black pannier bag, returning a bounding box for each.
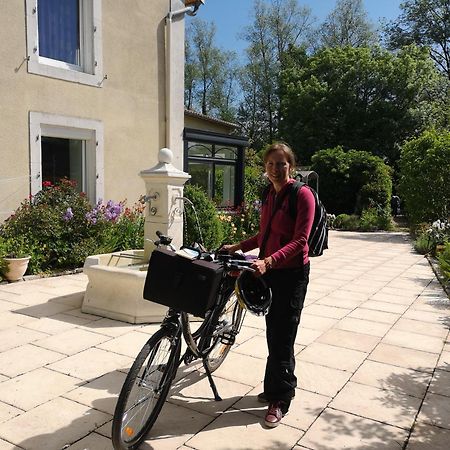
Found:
[143,248,224,318]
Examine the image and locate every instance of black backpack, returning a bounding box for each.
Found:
[262,181,329,257]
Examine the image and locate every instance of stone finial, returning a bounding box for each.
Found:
[158,148,173,164]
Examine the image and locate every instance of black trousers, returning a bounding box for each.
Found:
[262,263,310,409]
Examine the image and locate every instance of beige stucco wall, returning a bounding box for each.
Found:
[0,0,187,222]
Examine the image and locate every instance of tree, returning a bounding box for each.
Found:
[319,0,378,48]
[310,147,392,216]
[280,45,446,164]
[185,19,238,119]
[239,0,315,148]
[398,128,450,224]
[384,0,450,79]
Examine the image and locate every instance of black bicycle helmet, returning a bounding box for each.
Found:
[235,270,272,316]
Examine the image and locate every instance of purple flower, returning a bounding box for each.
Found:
[104,200,123,222]
[63,207,74,221]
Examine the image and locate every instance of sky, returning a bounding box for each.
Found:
[196,0,403,57]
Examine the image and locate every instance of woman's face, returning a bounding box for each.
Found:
[265,149,290,186]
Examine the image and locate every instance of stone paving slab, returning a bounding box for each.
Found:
[0,231,449,449]
[298,408,409,450]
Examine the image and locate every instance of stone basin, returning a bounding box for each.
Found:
[81,249,168,324]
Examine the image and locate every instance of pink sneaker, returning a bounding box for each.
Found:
[264,401,285,428]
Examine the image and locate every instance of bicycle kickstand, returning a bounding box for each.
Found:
[202,359,222,401]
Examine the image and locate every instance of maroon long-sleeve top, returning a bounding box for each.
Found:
[240,179,315,268]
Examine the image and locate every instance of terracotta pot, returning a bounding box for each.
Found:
[3,257,31,282]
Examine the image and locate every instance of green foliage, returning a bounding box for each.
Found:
[0,235,31,259]
[359,208,393,231]
[413,233,436,255]
[399,129,450,224]
[384,0,450,79]
[0,179,145,274]
[319,0,378,48]
[438,242,450,281]
[238,0,315,148]
[333,214,361,230]
[183,184,224,250]
[185,19,238,120]
[281,45,445,164]
[311,147,392,216]
[243,149,266,206]
[412,220,450,255]
[218,201,260,244]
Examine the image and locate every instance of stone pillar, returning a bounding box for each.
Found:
[140,148,190,260]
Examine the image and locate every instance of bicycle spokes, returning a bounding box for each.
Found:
[121,338,173,442]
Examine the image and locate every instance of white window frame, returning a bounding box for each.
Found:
[29,112,104,204]
[25,0,103,87]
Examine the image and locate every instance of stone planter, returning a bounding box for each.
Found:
[3,256,31,282]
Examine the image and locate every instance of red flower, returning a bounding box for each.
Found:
[42,181,52,187]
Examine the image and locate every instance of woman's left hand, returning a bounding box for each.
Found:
[251,259,267,277]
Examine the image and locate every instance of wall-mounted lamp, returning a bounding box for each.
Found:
[185,0,205,16]
[168,0,205,19]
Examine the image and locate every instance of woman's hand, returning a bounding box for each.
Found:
[221,243,241,254]
[251,256,272,277]
[251,259,267,276]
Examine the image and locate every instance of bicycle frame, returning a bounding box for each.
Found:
[153,271,244,401]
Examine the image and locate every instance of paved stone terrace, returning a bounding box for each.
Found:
[0,231,449,450]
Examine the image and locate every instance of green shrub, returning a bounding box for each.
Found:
[413,233,435,255]
[311,147,393,216]
[0,179,145,274]
[438,242,450,281]
[334,214,361,231]
[399,128,450,224]
[183,184,224,250]
[359,209,380,231]
[412,220,450,255]
[218,202,260,243]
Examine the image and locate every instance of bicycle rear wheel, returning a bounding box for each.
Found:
[112,327,181,450]
[202,291,244,372]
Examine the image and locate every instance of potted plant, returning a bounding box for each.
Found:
[0,236,31,282]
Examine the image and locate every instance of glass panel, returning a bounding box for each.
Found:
[38,0,80,65]
[214,165,235,207]
[189,161,213,198]
[41,137,84,191]
[214,146,237,160]
[188,143,212,158]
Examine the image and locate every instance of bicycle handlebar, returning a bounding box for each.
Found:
[225,259,255,273]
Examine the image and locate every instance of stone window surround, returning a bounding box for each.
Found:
[25,0,104,87]
[29,111,104,204]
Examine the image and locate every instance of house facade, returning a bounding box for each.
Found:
[0,0,194,222]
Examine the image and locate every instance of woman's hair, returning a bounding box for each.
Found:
[263,142,296,169]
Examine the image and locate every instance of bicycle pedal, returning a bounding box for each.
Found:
[183,353,196,365]
[220,332,236,345]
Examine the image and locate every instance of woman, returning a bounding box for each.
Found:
[223,142,315,428]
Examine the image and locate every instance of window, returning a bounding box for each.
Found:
[29,112,104,204]
[187,143,237,207]
[184,129,248,208]
[41,137,86,191]
[26,0,103,86]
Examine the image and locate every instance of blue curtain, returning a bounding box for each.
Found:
[38,0,80,66]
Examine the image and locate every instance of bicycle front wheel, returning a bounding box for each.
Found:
[112,327,181,450]
[203,291,244,372]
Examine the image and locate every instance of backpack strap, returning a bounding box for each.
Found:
[258,186,291,259]
[261,183,271,206]
[288,181,305,220]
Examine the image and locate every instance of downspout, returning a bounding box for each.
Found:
[165,2,195,162]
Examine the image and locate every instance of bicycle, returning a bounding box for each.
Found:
[111,231,254,450]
